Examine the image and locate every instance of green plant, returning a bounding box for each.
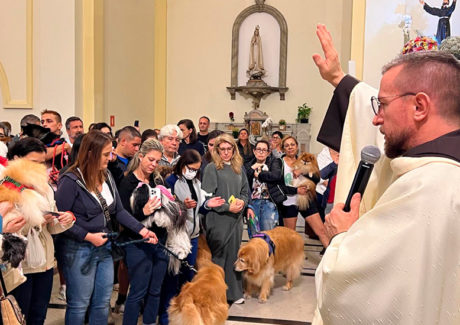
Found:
[278,119,286,125]
[232,128,239,139]
[296,103,312,122]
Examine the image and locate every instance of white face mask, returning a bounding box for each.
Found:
[183,166,198,180]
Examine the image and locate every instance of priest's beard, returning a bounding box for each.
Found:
[384,129,411,158]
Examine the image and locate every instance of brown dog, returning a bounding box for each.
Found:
[168,234,228,325]
[235,227,304,303]
[292,152,320,211]
[0,159,50,228]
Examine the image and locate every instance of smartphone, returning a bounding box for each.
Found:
[134,120,139,127]
[149,187,162,201]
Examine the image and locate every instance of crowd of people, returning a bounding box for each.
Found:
[1,22,459,325]
[0,110,332,324]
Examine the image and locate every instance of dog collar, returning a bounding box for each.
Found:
[0,176,33,192]
[252,232,276,256]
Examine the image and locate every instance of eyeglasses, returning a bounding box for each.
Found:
[272,136,281,140]
[370,93,416,115]
[218,146,233,152]
[254,148,269,153]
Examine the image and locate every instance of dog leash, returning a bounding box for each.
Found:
[103,232,198,274]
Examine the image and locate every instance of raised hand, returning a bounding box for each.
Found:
[312,24,345,87]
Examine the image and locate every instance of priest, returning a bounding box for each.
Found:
[311,24,460,325]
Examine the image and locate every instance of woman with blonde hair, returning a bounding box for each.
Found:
[202,133,249,304]
[117,138,167,325]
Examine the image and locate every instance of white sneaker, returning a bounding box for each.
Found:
[114,303,125,314]
[58,285,66,301]
[233,298,245,304]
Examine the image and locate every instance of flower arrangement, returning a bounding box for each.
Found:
[278,119,286,125]
[229,112,235,122]
[402,36,438,55]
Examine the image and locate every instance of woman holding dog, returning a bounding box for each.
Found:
[202,133,249,304]
[55,131,158,325]
[5,137,75,325]
[279,136,330,247]
[116,138,168,325]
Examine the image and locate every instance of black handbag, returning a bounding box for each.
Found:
[268,184,287,205]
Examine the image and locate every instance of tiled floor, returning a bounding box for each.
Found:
[45,222,321,325]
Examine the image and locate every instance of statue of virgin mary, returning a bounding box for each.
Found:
[247,25,265,80]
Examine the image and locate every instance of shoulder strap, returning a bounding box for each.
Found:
[0,268,8,296]
[94,187,113,232]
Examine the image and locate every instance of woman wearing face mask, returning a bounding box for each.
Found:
[158,149,224,324]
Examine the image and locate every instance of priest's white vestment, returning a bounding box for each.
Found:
[313,82,460,324]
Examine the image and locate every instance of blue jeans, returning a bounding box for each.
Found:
[57,237,114,325]
[123,242,169,325]
[11,268,54,325]
[158,236,198,325]
[252,199,279,231]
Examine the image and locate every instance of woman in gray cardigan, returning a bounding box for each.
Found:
[201,133,249,304]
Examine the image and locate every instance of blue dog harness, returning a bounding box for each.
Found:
[252,233,276,256]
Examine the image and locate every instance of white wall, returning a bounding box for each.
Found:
[166,0,352,154]
[0,0,76,135]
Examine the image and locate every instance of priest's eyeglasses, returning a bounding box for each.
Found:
[370,93,416,115]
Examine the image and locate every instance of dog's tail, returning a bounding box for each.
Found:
[296,195,311,211]
[196,234,212,268]
[168,293,204,325]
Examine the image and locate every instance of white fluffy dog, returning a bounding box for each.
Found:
[130,184,191,273]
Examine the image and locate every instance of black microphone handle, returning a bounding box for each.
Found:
[343,160,374,212]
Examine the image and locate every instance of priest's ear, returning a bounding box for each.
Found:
[412,92,430,122]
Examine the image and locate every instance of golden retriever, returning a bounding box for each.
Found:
[168,234,228,325]
[235,226,304,303]
[292,152,320,211]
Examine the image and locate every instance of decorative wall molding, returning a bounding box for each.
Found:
[0,0,33,109]
[229,2,288,89]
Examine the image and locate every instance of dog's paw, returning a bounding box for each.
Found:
[243,292,251,299]
[282,283,292,291]
[258,297,267,304]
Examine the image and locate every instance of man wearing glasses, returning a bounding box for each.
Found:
[311,24,460,324]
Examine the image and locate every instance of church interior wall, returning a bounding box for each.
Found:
[1,0,456,153]
[166,0,353,154]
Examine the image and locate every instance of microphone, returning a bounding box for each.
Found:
[343,145,381,212]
